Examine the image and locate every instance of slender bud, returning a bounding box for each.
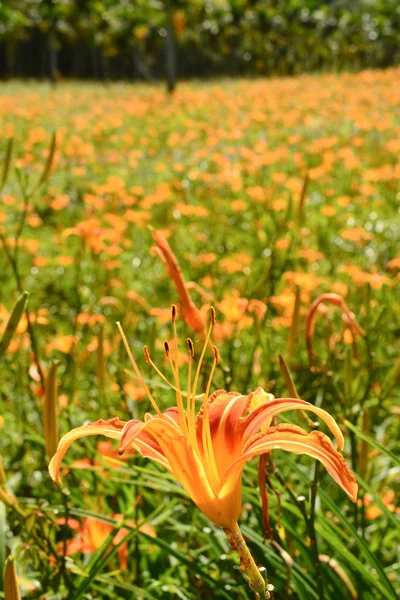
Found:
[187,338,194,358]
[358,408,370,479]
[4,556,21,600]
[0,136,13,191]
[38,131,57,186]
[43,361,59,458]
[0,292,29,357]
[96,324,106,393]
[143,346,151,364]
[288,286,301,360]
[279,354,299,399]
[164,341,170,358]
[0,455,6,486]
[297,171,309,228]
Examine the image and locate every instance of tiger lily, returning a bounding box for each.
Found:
[49,308,357,598]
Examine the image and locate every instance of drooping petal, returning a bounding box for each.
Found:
[220,424,358,503]
[49,417,126,484]
[242,396,344,450]
[119,418,172,470]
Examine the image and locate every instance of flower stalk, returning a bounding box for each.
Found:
[225,523,267,598]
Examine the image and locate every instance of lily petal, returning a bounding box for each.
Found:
[121,416,226,524]
[119,418,172,470]
[221,424,358,503]
[242,396,344,450]
[196,390,249,475]
[49,417,126,484]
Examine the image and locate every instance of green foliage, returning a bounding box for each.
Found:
[1,0,400,77]
[0,71,399,598]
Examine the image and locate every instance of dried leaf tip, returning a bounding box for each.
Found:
[213,345,220,364]
[164,340,170,358]
[187,338,194,358]
[143,346,151,364]
[171,304,177,323]
[210,306,216,325]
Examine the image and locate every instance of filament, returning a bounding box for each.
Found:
[117,322,162,415]
[201,349,220,487]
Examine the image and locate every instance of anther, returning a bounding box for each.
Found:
[171,304,177,323]
[164,340,170,358]
[187,338,194,358]
[213,345,219,364]
[143,346,151,365]
[210,306,216,325]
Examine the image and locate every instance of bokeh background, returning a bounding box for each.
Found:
[1,0,400,83]
[0,2,399,600]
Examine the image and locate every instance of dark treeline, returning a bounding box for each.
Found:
[1,0,399,82]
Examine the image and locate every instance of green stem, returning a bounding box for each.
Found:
[308,461,324,600]
[225,523,268,599]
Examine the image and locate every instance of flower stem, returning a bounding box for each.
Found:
[225,523,268,599]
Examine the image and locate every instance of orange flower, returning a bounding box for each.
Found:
[57,514,155,569]
[50,311,357,596]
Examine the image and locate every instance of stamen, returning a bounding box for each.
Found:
[117,322,162,415]
[164,340,170,358]
[143,346,151,364]
[213,345,219,365]
[201,346,220,488]
[144,346,186,395]
[185,338,200,453]
[167,313,189,438]
[187,337,194,358]
[187,310,220,487]
[171,304,177,323]
[191,309,215,404]
[210,306,216,325]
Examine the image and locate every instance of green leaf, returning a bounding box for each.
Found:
[344,420,399,467]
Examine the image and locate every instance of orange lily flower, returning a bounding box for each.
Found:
[150,230,205,334]
[49,309,357,598]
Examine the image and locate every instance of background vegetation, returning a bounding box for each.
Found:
[0,68,399,598]
[1,0,400,81]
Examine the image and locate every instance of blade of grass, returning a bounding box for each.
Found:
[344,420,399,466]
[319,489,397,599]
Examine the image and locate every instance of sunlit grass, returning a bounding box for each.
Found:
[0,69,399,599]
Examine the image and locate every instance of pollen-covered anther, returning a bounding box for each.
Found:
[213,345,220,364]
[210,306,216,325]
[164,340,170,358]
[187,337,194,358]
[143,346,151,365]
[171,304,177,323]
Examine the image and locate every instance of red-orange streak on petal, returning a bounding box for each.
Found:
[123,417,221,519]
[196,390,249,476]
[242,398,344,451]
[49,417,126,484]
[196,390,240,441]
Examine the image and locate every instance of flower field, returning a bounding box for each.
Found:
[0,68,399,599]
